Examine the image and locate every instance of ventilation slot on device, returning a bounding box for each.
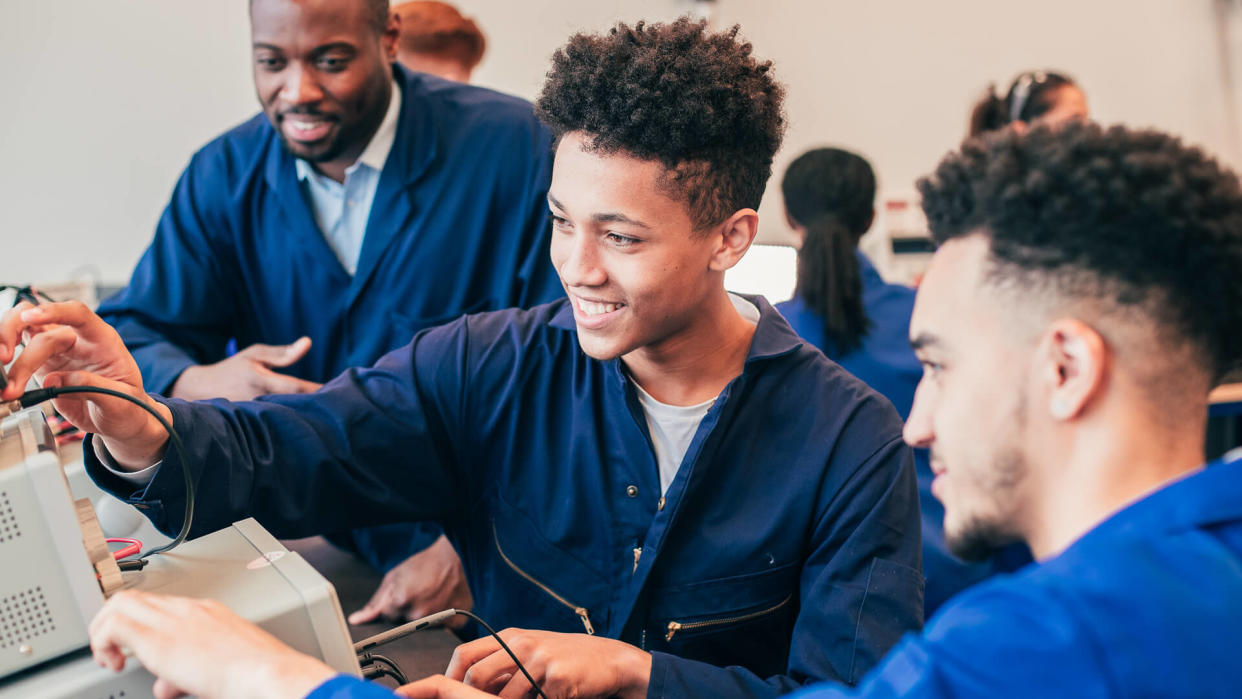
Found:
[0,491,18,543]
[0,587,55,649]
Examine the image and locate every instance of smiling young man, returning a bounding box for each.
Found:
[775,122,1242,697]
[1,18,921,699]
[95,0,568,628]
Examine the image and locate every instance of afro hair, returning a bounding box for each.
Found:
[535,18,786,230]
[918,121,1242,381]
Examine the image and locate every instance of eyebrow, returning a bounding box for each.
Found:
[252,42,356,55]
[547,194,652,229]
[909,332,944,352]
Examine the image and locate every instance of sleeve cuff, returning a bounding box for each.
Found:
[92,436,162,486]
[304,674,400,699]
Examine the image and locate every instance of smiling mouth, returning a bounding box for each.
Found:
[572,295,627,319]
[280,114,335,142]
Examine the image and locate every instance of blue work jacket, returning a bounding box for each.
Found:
[96,65,561,394]
[777,253,1029,615]
[86,297,924,697]
[95,65,562,567]
[784,450,1242,698]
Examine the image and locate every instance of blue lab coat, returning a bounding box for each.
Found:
[777,253,1030,615]
[780,450,1242,698]
[86,298,924,698]
[96,65,562,569]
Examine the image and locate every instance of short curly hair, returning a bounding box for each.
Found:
[918,121,1242,381]
[534,18,786,230]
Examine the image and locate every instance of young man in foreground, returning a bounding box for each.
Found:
[0,18,921,699]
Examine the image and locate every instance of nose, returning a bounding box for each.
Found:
[280,64,323,106]
[903,380,934,448]
[554,230,607,289]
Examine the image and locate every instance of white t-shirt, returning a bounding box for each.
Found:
[632,382,716,495]
[631,294,760,494]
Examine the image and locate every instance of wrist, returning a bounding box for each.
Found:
[249,649,336,699]
[613,643,652,699]
[169,365,204,401]
[100,399,172,470]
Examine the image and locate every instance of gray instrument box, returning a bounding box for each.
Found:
[0,408,360,697]
[1,518,361,698]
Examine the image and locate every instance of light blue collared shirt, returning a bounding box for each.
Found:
[294,79,401,276]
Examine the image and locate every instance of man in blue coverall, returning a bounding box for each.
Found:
[95,0,564,625]
[1,18,922,699]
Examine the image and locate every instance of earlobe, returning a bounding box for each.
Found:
[1050,396,1071,419]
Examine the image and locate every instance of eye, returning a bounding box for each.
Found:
[316,55,350,72]
[919,361,944,379]
[548,214,572,231]
[255,56,286,72]
[605,232,639,247]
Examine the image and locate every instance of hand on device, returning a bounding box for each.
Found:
[0,301,171,468]
[90,589,335,699]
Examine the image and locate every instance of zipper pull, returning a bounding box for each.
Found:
[666,621,682,642]
[632,546,643,574]
[576,607,595,635]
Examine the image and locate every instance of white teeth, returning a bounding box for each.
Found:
[288,119,327,132]
[577,299,621,317]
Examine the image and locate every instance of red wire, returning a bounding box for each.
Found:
[107,538,142,560]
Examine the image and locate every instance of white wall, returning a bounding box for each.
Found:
[720,0,1242,246]
[0,0,686,286]
[2,0,1240,285]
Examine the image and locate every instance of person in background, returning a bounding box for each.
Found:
[775,148,1030,615]
[393,1,485,82]
[7,18,923,699]
[95,0,563,629]
[968,70,1087,137]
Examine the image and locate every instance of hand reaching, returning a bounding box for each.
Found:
[350,535,473,628]
[0,301,171,467]
[171,337,322,401]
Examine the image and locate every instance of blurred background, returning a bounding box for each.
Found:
[4,0,1242,297]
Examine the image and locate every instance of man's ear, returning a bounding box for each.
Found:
[708,209,759,272]
[1041,318,1108,420]
[381,12,400,62]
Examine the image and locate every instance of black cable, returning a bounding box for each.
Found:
[354,609,549,699]
[361,664,406,686]
[359,652,408,685]
[452,610,550,699]
[18,385,194,560]
[1,284,58,307]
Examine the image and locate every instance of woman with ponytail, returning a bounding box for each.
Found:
[776,147,1031,616]
[968,70,1087,137]
[777,148,923,410]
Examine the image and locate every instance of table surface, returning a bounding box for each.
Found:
[283,536,461,689]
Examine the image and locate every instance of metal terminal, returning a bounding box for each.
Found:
[0,399,21,420]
